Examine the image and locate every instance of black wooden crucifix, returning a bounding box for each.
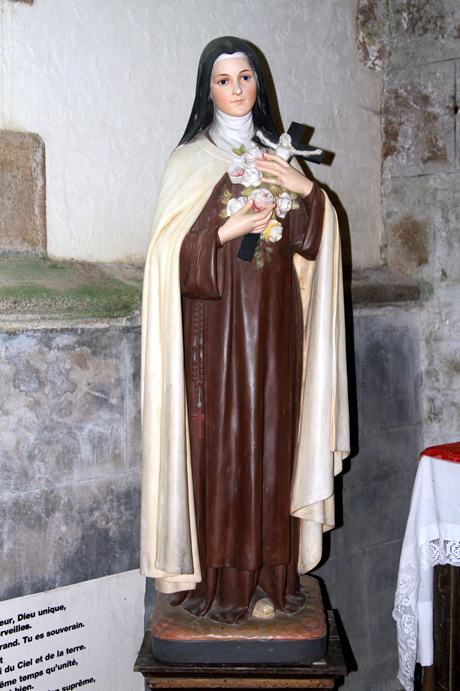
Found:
[238,123,325,262]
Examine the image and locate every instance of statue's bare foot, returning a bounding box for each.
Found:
[251,597,276,620]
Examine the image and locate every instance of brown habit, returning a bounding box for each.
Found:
[171,174,325,623]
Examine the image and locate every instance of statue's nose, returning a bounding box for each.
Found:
[233,81,242,95]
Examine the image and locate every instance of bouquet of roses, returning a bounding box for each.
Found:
[220,144,299,270]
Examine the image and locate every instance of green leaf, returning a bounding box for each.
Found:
[231,144,246,156]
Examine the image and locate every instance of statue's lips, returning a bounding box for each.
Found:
[231,99,245,105]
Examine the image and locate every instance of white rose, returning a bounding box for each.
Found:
[242,145,263,166]
[263,220,283,243]
[242,165,263,187]
[276,191,292,219]
[250,188,275,212]
[227,196,247,217]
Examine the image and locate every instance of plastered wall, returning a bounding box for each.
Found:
[0,0,382,265]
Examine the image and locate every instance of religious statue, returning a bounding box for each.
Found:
[140,36,350,628]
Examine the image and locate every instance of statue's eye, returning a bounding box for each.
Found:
[241,75,251,81]
[217,79,228,86]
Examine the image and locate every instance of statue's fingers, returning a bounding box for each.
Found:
[262,152,280,161]
[265,153,288,166]
[257,163,280,176]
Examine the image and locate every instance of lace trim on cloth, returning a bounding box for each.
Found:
[393,538,460,691]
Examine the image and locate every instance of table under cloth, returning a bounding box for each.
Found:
[393,442,460,691]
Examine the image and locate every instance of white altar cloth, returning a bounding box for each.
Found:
[393,454,460,691]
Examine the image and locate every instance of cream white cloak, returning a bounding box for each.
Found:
[140,133,350,592]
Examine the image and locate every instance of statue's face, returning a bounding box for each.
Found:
[210,55,257,118]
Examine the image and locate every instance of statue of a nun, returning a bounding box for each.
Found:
[140,36,350,625]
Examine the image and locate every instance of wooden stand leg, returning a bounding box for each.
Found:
[433,565,460,691]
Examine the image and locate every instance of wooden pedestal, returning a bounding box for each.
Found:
[134,610,346,689]
[151,576,328,665]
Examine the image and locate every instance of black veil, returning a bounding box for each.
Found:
[177,36,278,147]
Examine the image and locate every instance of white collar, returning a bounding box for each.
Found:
[209,108,255,155]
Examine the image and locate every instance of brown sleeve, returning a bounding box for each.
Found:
[290,182,325,261]
[180,226,225,299]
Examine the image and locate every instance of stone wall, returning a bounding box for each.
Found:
[0,320,142,601]
[381,0,460,448]
[314,296,422,690]
[313,2,460,689]
[359,0,460,448]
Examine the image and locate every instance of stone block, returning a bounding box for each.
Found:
[419,296,460,443]
[383,175,433,280]
[0,328,132,493]
[429,173,460,286]
[349,267,423,306]
[333,426,420,558]
[384,178,432,280]
[144,577,157,631]
[382,61,456,177]
[383,173,460,283]
[388,0,460,67]
[0,473,140,601]
[126,326,142,470]
[355,313,421,432]
[365,540,403,657]
[356,0,390,72]
[0,131,46,254]
[420,285,460,346]
[457,64,460,164]
[0,317,142,603]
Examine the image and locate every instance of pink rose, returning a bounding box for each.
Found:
[228,161,245,185]
[250,188,274,212]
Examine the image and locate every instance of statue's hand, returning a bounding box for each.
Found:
[256,153,313,197]
[218,199,274,245]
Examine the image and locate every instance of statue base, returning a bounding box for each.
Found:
[151,575,327,665]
